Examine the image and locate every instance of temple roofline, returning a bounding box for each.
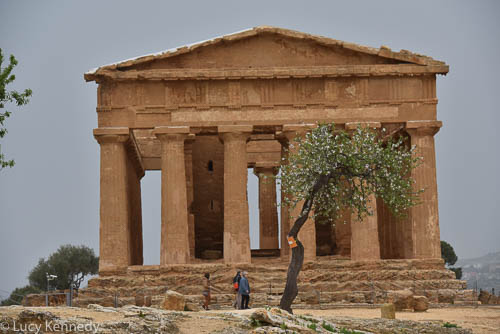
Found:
[85,26,448,82]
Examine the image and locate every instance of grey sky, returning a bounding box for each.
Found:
[1,0,499,296]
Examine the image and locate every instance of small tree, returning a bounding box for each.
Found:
[441,240,462,279]
[0,285,41,306]
[278,123,422,313]
[28,245,99,291]
[441,240,457,266]
[0,49,32,169]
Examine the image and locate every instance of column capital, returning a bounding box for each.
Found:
[405,121,442,136]
[93,127,130,144]
[218,125,253,142]
[276,123,316,144]
[153,126,190,141]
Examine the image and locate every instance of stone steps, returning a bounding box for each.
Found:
[88,269,455,290]
[81,278,465,299]
[76,258,468,308]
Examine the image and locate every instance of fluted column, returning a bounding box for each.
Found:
[406,121,442,259]
[185,134,196,259]
[254,164,279,249]
[94,127,132,271]
[219,125,252,264]
[346,122,381,261]
[350,193,381,261]
[154,126,190,265]
[335,210,351,256]
[279,124,317,262]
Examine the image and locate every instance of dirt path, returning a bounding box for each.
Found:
[293,307,500,334]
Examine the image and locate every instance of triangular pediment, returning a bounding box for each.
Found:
[85,26,446,80]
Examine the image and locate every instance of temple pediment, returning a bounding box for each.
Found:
[85,26,446,81]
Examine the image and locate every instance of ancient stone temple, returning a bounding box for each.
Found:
[82,27,471,307]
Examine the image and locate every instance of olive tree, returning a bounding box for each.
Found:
[28,245,99,291]
[278,123,422,313]
[0,49,32,169]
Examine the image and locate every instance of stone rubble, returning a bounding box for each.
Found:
[0,305,475,334]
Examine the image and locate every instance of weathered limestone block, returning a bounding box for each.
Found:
[303,289,320,304]
[381,303,396,319]
[388,289,414,311]
[162,290,185,311]
[185,302,203,311]
[135,294,144,307]
[413,295,429,312]
[438,289,455,304]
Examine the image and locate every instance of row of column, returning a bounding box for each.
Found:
[94,120,442,271]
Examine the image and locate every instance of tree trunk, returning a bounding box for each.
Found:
[279,174,330,313]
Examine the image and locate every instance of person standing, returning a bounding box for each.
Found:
[232,270,242,309]
[202,272,221,310]
[238,271,251,309]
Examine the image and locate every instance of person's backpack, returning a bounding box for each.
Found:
[232,274,241,291]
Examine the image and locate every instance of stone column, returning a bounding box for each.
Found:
[94,127,132,271]
[277,135,291,259]
[185,134,196,259]
[254,164,279,249]
[219,125,253,264]
[345,122,381,261]
[350,193,381,261]
[279,124,317,262]
[406,121,442,259]
[125,137,145,266]
[154,126,191,265]
[335,210,351,257]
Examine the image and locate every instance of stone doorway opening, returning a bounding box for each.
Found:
[140,170,161,265]
[250,167,282,258]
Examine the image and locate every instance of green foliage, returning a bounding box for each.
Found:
[280,123,422,223]
[440,240,462,278]
[307,322,317,331]
[250,318,262,327]
[28,245,98,291]
[339,328,364,334]
[0,49,32,170]
[441,240,458,266]
[442,322,459,328]
[450,267,463,279]
[321,322,335,332]
[0,285,41,306]
[280,322,288,330]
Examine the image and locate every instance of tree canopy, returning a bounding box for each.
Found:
[0,285,41,306]
[441,240,458,266]
[0,48,32,169]
[28,245,99,291]
[441,240,462,279]
[278,123,422,313]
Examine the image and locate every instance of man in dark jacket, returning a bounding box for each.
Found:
[238,271,251,309]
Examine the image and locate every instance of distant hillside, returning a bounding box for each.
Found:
[457,251,500,293]
[457,251,500,267]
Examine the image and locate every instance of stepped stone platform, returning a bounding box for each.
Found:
[75,256,474,309]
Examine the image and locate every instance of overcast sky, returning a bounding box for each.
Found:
[1,0,499,296]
